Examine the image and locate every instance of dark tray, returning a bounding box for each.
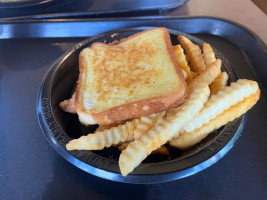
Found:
[0,0,188,19]
[1,17,267,199]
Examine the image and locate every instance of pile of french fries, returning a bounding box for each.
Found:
[66,36,260,176]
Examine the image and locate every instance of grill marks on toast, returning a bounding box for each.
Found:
[92,42,158,101]
[76,28,186,125]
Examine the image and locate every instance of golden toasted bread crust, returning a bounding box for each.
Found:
[89,90,186,125]
[59,92,76,114]
[76,28,187,125]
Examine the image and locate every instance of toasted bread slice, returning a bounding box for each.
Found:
[59,92,76,114]
[76,28,187,125]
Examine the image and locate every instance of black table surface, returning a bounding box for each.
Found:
[1,18,267,199]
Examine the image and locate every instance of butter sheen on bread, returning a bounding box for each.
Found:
[76,28,187,125]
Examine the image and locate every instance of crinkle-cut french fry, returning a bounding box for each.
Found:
[181,69,188,80]
[185,54,190,63]
[95,125,112,132]
[117,111,166,152]
[95,120,126,133]
[59,92,76,114]
[178,36,206,74]
[183,79,259,133]
[173,45,193,82]
[116,112,166,148]
[210,72,228,95]
[187,59,221,95]
[118,142,130,151]
[66,119,139,150]
[119,80,210,176]
[203,43,216,66]
[134,111,166,139]
[170,88,260,150]
[190,71,197,79]
[194,59,221,85]
[114,137,135,147]
[95,122,134,147]
[119,143,170,156]
[151,145,170,155]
